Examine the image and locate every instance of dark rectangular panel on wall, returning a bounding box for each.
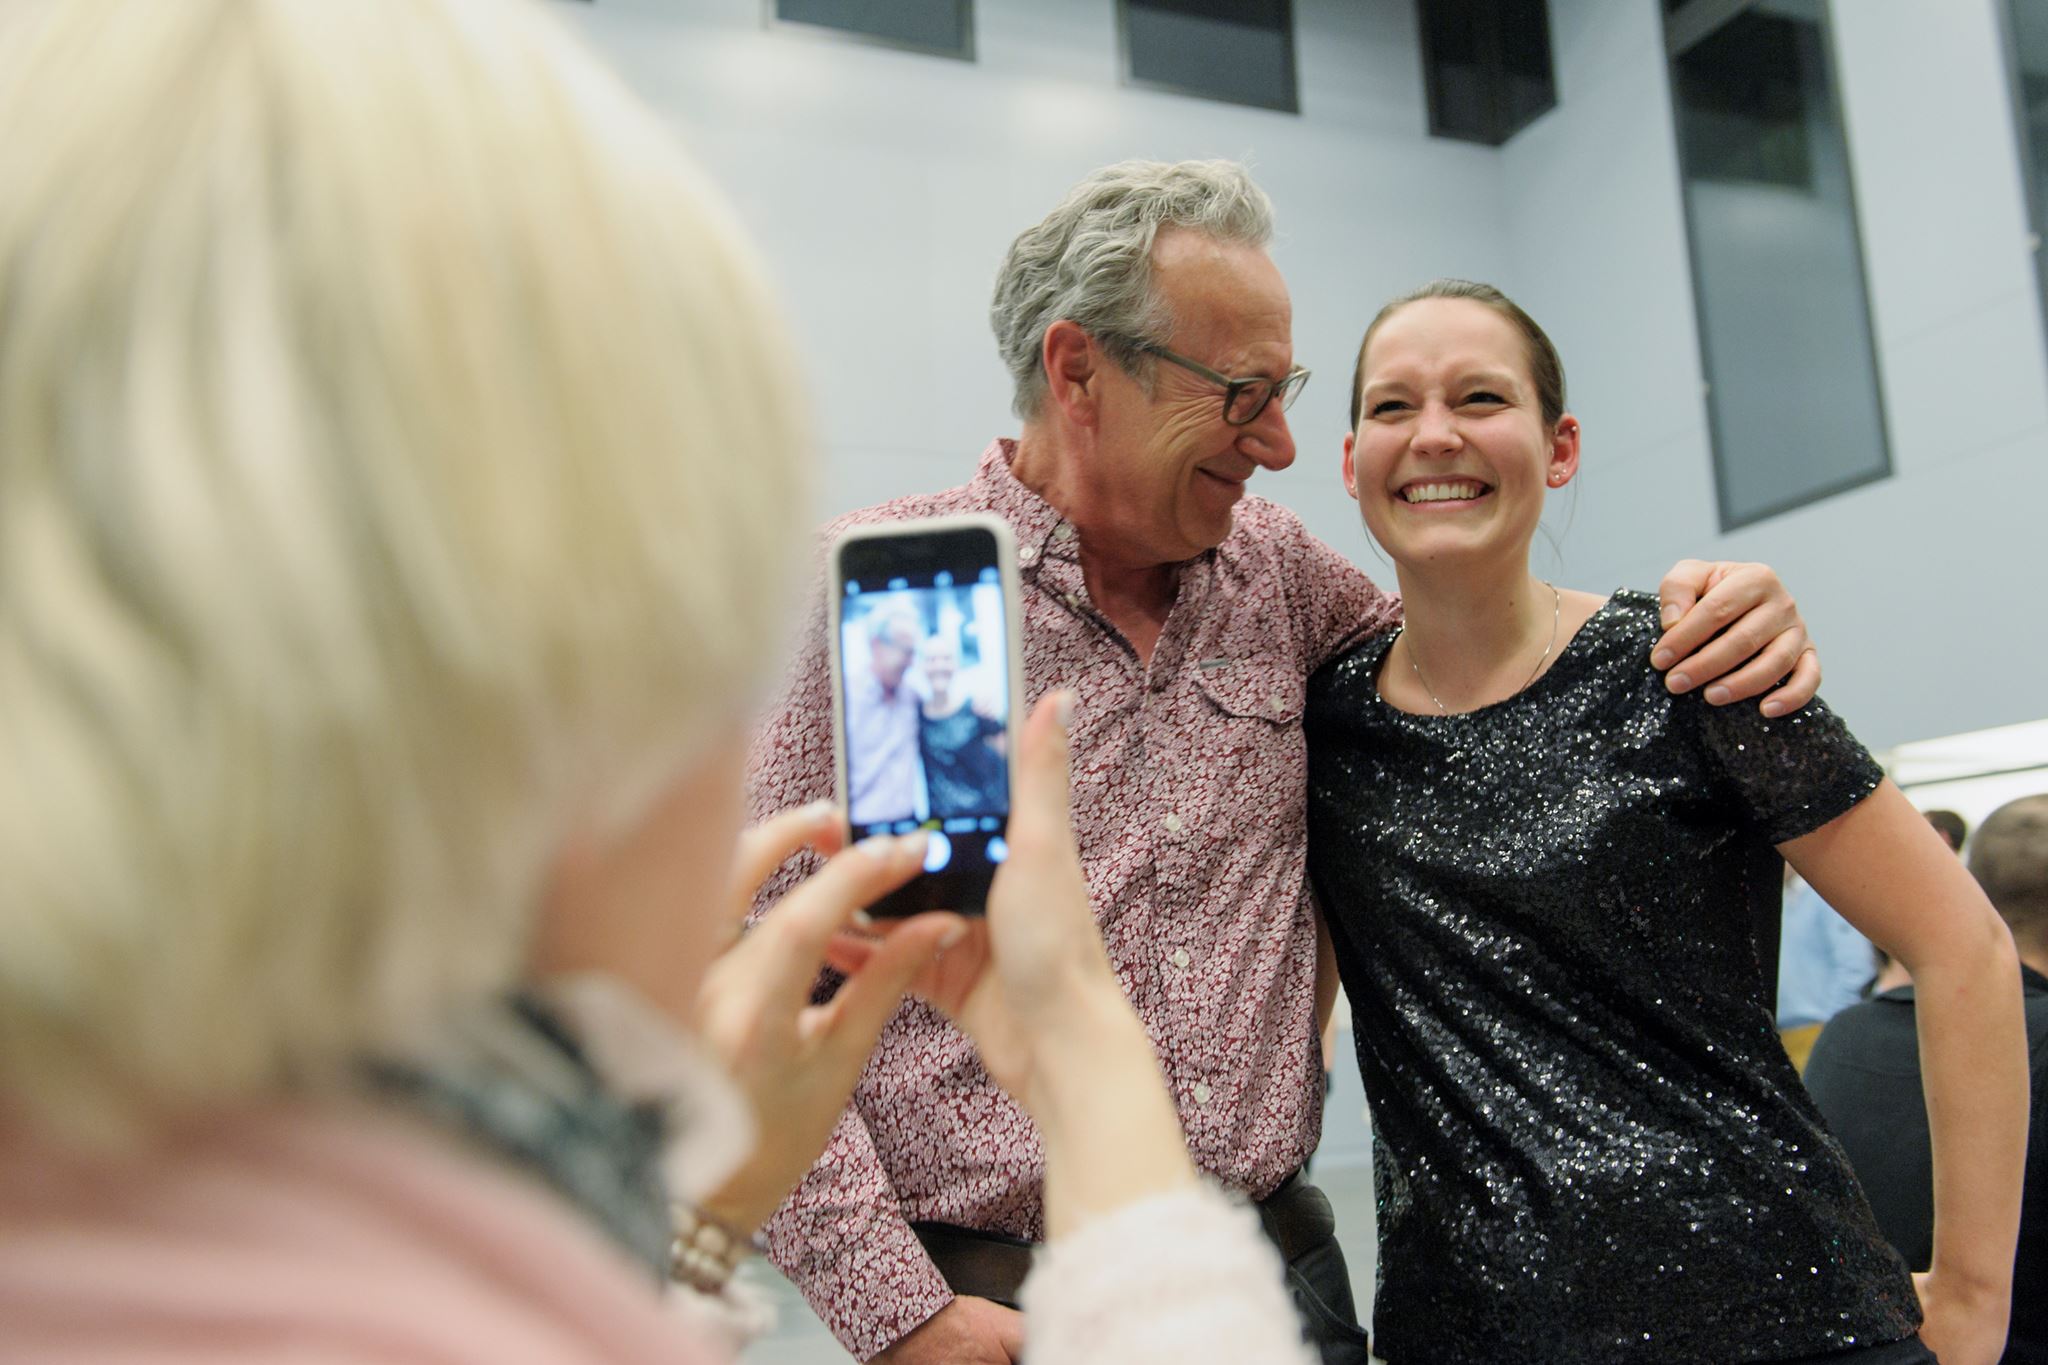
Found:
[1417,0,1556,146]
[1120,0,1298,114]
[773,0,973,60]
[1667,0,1890,530]
[2006,0,2048,321]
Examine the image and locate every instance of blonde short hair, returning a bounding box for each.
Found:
[0,0,810,1139]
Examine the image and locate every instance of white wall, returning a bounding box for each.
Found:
[1503,0,2047,748]
[565,0,2044,750]
[560,0,1505,561]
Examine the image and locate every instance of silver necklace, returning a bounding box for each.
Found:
[1406,581,1562,716]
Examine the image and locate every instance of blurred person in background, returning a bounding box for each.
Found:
[1780,809,1965,1071]
[1807,795,2048,1364]
[0,2,1315,1361]
[1778,866,1878,1069]
[1926,809,1969,855]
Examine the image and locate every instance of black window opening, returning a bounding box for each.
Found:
[1418,0,1557,147]
[1666,0,1891,530]
[1120,0,1298,115]
[771,0,973,61]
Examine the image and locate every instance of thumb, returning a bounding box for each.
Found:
[1008,691,1075,847]
[990,1301,1027,1356]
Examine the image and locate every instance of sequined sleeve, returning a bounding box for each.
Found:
[1689,687,1884,846]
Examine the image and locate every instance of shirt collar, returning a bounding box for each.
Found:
[970,436,1225,604]
[970,438,1081,578]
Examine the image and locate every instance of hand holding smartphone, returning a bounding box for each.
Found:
[829,514,1024,916]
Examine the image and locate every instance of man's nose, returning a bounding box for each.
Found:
[1240,400,1296,472]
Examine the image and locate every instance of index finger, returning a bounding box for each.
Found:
[1652,567,1774,672]
[731,800,846,907]
[744,833,929,1004]
[1654,558,1714,632]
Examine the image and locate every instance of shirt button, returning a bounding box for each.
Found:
[1170,948,1191,969]
[1052,523,1075,543]
[1267,694,1287,713]
[1192,1082,1212,1105]
[1161,812,1183,833]
[1063,593,1080,610]
[1018,544,1038,566]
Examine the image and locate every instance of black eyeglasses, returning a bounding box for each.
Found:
[1116,336,1311,426]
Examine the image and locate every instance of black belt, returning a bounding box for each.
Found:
[911,1169,1331,1309]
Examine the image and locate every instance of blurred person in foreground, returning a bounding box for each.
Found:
[0,2,1312,1361]
[1807,795,2048,1364]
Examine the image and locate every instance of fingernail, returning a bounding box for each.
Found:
[1667,671,1692,693]
[1761,700,1786,718]
[850,908,874,928]
[1055,690,1075,729]
[804,799,838,823]
[938,922,968,950]
[1704,684,1730,706]
[855,833,893,858]
[1651,649,1674,670]
[899,832,930,859]
[1660,604,1680,626]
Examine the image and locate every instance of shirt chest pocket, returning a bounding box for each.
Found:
[1174,660,1308,840]
[1194,660,1305,724]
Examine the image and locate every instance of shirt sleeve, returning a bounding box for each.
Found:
[745,586,837,913]
[759,1105,954,1360]
[744,578,955,1360]
[1019,1184,1316,1365]
[1272,511,1401,672]
[1692,691,1885,846]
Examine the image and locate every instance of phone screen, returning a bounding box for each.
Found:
[834,520,1016,915]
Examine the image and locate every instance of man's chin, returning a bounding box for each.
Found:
[1181,503,1240,557]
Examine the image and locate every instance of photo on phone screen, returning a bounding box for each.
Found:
[832,517,1019,916]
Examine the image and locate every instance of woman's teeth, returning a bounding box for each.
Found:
[1401,481,1486,503]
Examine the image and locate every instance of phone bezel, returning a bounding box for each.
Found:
[827,513,1024,915]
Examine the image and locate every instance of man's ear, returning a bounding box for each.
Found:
[1041,319,1101,426]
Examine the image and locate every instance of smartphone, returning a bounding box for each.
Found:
[829,514,1024,916]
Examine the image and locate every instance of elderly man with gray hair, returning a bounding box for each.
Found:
[846,604,926,826]
[748,159,1822,1364]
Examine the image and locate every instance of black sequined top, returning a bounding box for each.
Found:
[1305,591,1916,1365]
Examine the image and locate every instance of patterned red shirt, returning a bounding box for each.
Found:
[747,440,1400,1359]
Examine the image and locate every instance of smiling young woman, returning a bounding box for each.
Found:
[1304,279,2028,1365]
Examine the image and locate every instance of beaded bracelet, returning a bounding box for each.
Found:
[669,1202,750,1294]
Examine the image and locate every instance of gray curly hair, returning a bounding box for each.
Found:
[989,160,1275,420]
